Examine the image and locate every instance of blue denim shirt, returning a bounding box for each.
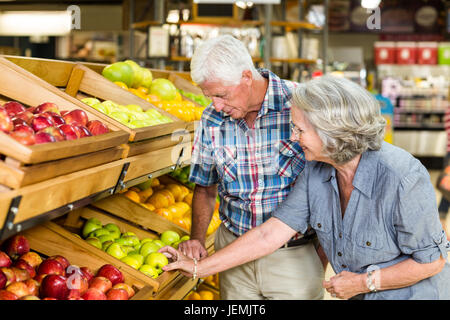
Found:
[273,142,450,299]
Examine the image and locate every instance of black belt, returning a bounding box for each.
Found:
[279,231,317,249]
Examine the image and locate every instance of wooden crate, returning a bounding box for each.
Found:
[0,57,130,166]
[0,158,127,227]
[58,206,184,294]
[11,223,155,299]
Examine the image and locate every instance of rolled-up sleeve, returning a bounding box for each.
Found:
[272,162,311,234]
[394,167,449,263]
[189,120,219,186]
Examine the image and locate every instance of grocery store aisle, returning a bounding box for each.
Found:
[323,169,448,300]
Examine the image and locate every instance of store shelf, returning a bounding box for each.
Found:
[394,109,447,114]
[394,123,445,130]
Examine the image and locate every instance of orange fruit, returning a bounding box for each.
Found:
[147,192,170,209]
[167,204,184,219]
[123,190,140,203]
[198,290,214,300]
[150,178,160,188]
[154,208,172,221]
[146,94,161,103]
[172,217,188,230]
[114,81,128,90]
[174,202,191,216]
[183,192,193,206]
[138,188,153,202]
[137,86,149,95]
[141,203,156,211]
[186,292,201,300]
[158,190,175,206]
[182,217,191,232]
[166,184,184,202]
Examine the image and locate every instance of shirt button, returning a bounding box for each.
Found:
[288,150,293,155]
[337,252,342,257]
[366,241,371,247]
[339,233,342,239]
[342,264,347,268]
[317,223,322,228]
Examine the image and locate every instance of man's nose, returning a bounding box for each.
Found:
[212,98,224,112]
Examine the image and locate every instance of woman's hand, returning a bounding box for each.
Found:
[322,271,367,299]
[159,246,197,278]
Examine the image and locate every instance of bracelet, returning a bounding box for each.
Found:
[366,270,377,293]
[192,258,198,280]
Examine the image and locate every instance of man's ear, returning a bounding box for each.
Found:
[241,70,253,86]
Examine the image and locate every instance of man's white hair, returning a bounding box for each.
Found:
[190,35,262,85]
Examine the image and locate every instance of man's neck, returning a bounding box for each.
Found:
[244,77,269,127]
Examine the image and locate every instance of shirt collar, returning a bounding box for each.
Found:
[258,68,288,114]
[321,148,379,199]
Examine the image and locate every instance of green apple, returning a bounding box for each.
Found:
[141,68,153,89]
[98,234,117,244]
[139,264,158,278]
[128,253,144,267]
[139,241,160,257]
[101,100,120,113]
[102,240,114,251]
[120,255,141,269]
[145,109,162,119]
[124,60,143,88]
[122,232,136,237]
[145,252,169,273]
[91,103,108,114]
[85,237,102,249]
[140,238,154,245]
[180,235,190,242]
[126,104,143,113]
[82,218,102,238]
[136,180,153,191]
[123,235,140,247]
[159,115,173,123]
[89,228,110,238]
[160,230,180,246]
[122,246,135,255]
[106,243,126,260]
[172,240,181,249]
[152,240,165,249]
[81,97,101,107]
[104,223,121,239]
[110,111,129,124]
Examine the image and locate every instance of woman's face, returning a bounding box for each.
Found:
[290,106,328,163]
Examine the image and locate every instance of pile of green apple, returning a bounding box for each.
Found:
[81,98,173,129]
[169,166,195,189]
[178,89,211,108]
[81,218,188,279]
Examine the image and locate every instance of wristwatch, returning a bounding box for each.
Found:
[366,270,377,293]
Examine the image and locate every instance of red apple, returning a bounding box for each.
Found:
[31,115,53,132]
[37,259,65,276]
[23,278,39,296]
[2,235,30,260]
[0,267,16,286]
[34,102,60,115]
[106,288,129,300]
[13,259,36,278]
[0,107,13,133]
[112,283,135,298]
[35,131,56,144]
[86,120,109,135]
[9,130,36,146]
[6,281,29,298]
[37,112,55,125]
[74,125,92,138]
[58,124,78,140]
[0,270,6,290]
[19,252,42,269]
[97,264,124,286]
[12,267,31,282]
[0,289,18,300]
[81,287,106,300]
[67,289,82,300]
[80,267,94,284]
[38,127,66,142]
[20,295,40,300]
[40,274,69,300]
[89,276,112,293]
[60,110,70,117]
[63,109,88,126]
[42,297,57,300]
[66,273,88,295]
[12,117,28,128]
[3,101,26,117]
[34,274,47,286]
[13,111,34,124]
[49,113,65,126]
[0,251,12,268]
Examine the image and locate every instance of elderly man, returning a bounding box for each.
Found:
[178,35,325,300]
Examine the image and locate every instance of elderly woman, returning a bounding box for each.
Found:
[160,76,450,299]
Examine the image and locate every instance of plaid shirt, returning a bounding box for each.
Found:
[189,69,306,236]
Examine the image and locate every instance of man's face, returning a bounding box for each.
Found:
[200,75,252,120]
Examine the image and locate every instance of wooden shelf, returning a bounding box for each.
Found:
[132,20,321,31]
[394,109,447,114]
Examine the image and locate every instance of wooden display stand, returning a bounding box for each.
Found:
[60,206,183,296]
[0,58,129,189]
[16,223,155,299]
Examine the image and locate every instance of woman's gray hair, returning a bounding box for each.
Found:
[190,35,262,85]
[292,75,386,164]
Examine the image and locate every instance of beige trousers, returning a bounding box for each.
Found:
[214,224,325,300]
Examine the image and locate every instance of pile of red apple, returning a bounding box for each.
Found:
[0,235,134,300]
[0,101,110,146]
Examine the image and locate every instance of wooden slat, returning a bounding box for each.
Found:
[65,67,85,97]
[0,146,125,189]
[125,130,190,158]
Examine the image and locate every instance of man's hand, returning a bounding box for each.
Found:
[177,239,208,260]
[322,271,366,299]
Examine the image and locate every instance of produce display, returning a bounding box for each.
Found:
[178,88,211,108]
[101,60,207,122]
[122,174,221,236]
[185,275,219,300]
[81,97,173,129]
[0,235,133,300]
[1,101,110,146]
[80,219,188,278]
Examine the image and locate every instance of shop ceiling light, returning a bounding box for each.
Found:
[0,11,72,36]
[361,0,381,9]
